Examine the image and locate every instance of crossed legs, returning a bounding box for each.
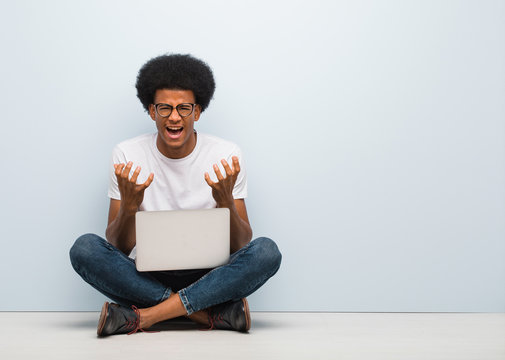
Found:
[70,233,281,328]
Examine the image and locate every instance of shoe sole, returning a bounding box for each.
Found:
[97,302,109,337]
[242,298,251,332]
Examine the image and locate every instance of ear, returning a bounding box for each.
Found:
[148,104,156,121]
[194,104,201,122]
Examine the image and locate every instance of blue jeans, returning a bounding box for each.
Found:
[69,234,282,315]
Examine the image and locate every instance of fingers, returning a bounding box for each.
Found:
[140,172,154,189]
[114,163,125,178]
[221,159,233,177]
[232,156,240,174]
[130,166,141,183]
[208,157,239,184]
[204,172,215,187]
[121,161,133,180]
[213,164,225,181]
[114,162,152,187]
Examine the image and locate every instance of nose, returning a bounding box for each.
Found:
[168,109,182,122]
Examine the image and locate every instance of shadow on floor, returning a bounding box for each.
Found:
[65,317,98,329]
[146,316,202,331]
[64,314,280,332]
[250,317,285,330]
[64,315,201,331]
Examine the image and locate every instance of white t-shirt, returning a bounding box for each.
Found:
[108,132,247,258]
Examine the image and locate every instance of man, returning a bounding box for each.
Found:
[69,54,282,336]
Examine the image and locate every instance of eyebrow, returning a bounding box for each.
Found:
[156,103,193,106]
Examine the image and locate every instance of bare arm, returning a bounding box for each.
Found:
[221,198,252,253]
[105,162,154,256]
[205,157,252,253]
[105,199,137,255]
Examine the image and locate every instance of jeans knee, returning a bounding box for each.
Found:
[253,237,282,274]
[69,233,102,271]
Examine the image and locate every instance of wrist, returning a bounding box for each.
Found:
[119,204,138,217]
[216,199,235,209]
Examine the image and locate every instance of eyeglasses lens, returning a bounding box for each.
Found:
[177,104,193,117]
[157,105,172,117]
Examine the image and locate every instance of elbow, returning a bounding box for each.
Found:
[241,223,253,247]
[246,226,253,244]
[105,229,131,257]
[231,227,252,253]
[104,227,115,247]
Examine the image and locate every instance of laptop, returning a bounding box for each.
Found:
[135,208,230,271]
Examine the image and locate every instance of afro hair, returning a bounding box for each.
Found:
[135,54,216,112]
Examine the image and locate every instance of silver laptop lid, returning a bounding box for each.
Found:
[135,208,230,271]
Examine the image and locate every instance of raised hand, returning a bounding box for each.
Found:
[204,156,240,207]
[114,161,154,214]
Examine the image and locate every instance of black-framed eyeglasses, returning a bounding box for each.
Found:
[154,103,197,118]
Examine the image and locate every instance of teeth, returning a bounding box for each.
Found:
[167,127,182,130]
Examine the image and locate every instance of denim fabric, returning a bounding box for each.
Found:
[69,234,282,314]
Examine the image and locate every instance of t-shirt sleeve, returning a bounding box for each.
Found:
[228,146,248,199]
[108,145,127,200]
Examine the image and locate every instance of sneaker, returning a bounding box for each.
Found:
[97,302,148,337]
[207,298,251,332]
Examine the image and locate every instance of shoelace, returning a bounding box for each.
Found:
[126,305,159,335]
[201,312,224,331]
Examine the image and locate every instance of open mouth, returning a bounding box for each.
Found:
[166,126,184,139]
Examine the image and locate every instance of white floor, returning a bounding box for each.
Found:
[0,312,504,360]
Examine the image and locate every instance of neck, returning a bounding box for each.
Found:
[156,131,197,159]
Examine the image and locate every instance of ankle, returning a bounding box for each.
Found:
[188,309,210,326]
[138,308,154,329]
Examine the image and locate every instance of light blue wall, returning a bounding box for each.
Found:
[0,0,504,311]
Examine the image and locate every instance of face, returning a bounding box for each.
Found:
[149,89,201,159]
